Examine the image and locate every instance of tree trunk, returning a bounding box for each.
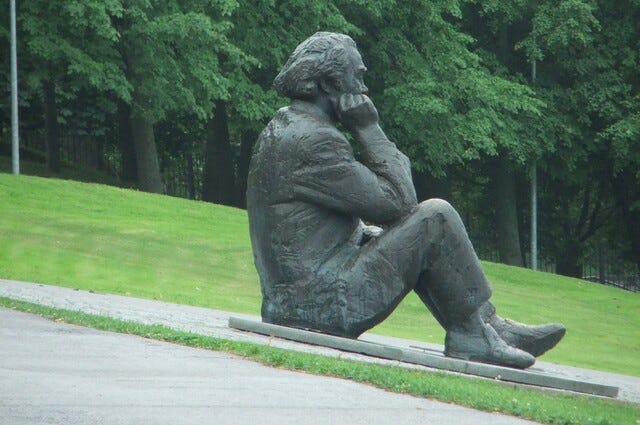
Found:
[44,80,60,173]
[597,243,606,284]
[130,105,163,193]
[487,25,523,266]
[96,139,104,171]
[234,129,257,208]
[202,101,235,205]
[118,100,137,183]
[556,239,583,278]
[186,153,196,200]
[490,154,524,267]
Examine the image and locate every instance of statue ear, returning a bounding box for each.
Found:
[318,77,336,94]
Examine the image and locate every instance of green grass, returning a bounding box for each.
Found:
[1,172,639,376]
[2,297,638,425]
[0,172,258,312]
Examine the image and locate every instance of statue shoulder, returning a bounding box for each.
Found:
[297,108,348,141]
[268,106,343,140]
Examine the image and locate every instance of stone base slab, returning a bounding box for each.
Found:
[228,317,619,398]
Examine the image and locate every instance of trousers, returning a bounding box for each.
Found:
[266,199,493,337]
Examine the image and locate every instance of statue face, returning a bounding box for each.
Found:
[335,46,369,95]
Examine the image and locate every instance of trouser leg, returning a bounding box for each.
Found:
[412,199,492,328]
[339,198,491,335]
[338,199,537,368]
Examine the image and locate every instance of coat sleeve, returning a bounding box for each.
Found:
[291,133,417,224]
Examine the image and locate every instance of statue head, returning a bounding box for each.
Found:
[274,32,368,101]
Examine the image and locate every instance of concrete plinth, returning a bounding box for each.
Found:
[228,317,619,399]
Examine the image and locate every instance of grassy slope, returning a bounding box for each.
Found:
[1,172,639,376]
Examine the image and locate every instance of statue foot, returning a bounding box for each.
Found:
[489,318,566,357]
[444,315,535,369]
[480,303,566,357]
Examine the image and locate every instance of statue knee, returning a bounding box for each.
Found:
[415,198,457,221]
[410,199,466,238]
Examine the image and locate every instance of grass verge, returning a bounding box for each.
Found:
[1,296,638,425]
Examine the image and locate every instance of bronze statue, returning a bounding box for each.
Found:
[247,32,565,368]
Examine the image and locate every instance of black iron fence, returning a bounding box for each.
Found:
[471,239,639,292]
[21,130,117,175]
[19,130,197,199]
[581,271,640,292]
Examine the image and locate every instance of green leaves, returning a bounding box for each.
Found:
[602,110,640,175]
[532,0,600,55]
[120,1,247,122]
[20,0,126,89]
[340,0,546,174]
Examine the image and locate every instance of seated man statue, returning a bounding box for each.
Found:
[246,32,565,369]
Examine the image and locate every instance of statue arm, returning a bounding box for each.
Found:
[352,122,417,213]
[291,133,417,224]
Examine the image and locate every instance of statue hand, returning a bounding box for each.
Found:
[362,224,383,238]
[359,223,384,246]
[337,94,379,131]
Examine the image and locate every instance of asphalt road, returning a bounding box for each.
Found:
[1,279,637,403]
[0,307,541,425]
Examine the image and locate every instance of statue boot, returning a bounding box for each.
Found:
[444,311,536,369]
[480,302,566,357]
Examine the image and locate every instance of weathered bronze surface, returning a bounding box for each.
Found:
[247,33,564,368]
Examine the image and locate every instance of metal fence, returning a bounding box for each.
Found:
[471,238,639,292]
[21,130,114,174]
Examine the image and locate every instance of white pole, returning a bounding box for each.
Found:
[530,50,538,270]
[10,0,20,175]
[531,164,538,270]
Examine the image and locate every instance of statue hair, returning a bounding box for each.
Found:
[274,32,357,100]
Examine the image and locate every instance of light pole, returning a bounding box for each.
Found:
[530,47,538,271]
[10,0,20,175]
[531,162,538,271]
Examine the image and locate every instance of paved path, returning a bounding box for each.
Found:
[1,307,541,425]
[0,279,638,420]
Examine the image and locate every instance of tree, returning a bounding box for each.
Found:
[520,0,639,276]
[590,0,640,274]
[15,0,129,172]
[202,100,234,203]
[113,0,246,193]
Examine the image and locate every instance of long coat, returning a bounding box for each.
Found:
[247,100,491,337]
